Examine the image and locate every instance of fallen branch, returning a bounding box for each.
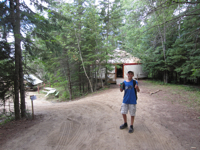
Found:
[150,90,161,95]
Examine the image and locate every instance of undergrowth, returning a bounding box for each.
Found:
[0,109,32,125]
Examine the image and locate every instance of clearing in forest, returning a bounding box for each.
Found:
[0,80,199,150]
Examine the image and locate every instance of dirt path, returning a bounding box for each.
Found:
[1,81,200,150]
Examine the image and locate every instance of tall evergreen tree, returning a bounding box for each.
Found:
[121,0,200,84]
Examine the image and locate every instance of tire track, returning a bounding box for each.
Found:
[90,100,125,150]
[131,113,184,150]
[55,121,70,150]
[70,110,92,149]
[61,103,95,150]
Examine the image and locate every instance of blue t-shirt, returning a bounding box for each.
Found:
[123,79,138,104]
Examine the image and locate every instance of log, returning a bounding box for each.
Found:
[150,90,161,95]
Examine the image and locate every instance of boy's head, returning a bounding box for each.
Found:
[127,71,134,79]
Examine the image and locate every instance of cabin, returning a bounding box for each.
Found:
[24,74,43,90]
[98,50,148,84]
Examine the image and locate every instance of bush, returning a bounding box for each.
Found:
[0,111,15,125]
[60,91,70,100]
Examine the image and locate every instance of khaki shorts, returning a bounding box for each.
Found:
[121,103,136,116]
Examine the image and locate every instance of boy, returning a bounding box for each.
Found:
[119,71,140,133]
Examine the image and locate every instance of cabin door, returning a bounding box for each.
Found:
[116,64,123,78]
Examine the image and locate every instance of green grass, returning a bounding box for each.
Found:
[0,109,33,125]
[144,80,200,92]
[143,80,200,112]
[0,118,14,125]
[0,114,15,125]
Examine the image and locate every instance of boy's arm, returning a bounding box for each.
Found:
[135,84,140,92]
[119,83,123,92]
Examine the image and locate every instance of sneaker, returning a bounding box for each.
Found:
[120,123,127,129]
[129,125,134,133]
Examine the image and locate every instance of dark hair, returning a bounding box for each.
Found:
[128,71,134,74]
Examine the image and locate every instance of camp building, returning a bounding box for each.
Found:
[98,49,148,84]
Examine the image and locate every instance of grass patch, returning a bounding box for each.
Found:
[0,112,15,125]
[0,116,15,125]
[0,109,33,125]
[143,80,200,112]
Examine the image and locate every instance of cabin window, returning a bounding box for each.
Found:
[116,64,123,78]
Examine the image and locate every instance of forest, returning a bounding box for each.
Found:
[0,0,200,120]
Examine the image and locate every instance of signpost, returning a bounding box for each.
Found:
[30,95,37,119]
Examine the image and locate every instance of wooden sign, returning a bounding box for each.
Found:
[30,95,36,119]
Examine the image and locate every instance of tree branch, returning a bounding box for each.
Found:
[172,1,200,4]
[143,12,200,33]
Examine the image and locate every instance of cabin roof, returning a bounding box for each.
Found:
[110,49,140,63]
[24,74,43,85]
[98,49,141,64]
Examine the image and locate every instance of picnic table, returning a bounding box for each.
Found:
[43,87,57,97]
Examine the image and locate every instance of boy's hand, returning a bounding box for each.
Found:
[119,83,123,92]
[135,84,140,92]
[134,84,138,89]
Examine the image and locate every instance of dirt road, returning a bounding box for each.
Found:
[1,81,199,150]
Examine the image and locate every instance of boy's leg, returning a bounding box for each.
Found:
[129,116,135,133]
[120,103,128,129]
[120,114,128,129]
[129,105,136,133]
[122,114,127,123]
[131,116,134,125]
[129,104,136,124]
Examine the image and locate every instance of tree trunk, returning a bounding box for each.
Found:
[163,71,168,83]
[91,64,94,91]
[105,0,110,86]
[3,94,5,114]
[99,65,104,88]
[63,68,70,99]
[88,65,90,92]
[155,12,167,83]
[105,63,108,86]
[83,81,84,93]
[197,77,200,85]
[175,72,177,83]
[79,62,81,94]
[65,54,72,100]
[74,28,93,93]
[11,0,20,120]
[178,3,181,38]
[163,14,168,83]
[15,0,26,118]
[95,62,97,91]
[19,51,26,118]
